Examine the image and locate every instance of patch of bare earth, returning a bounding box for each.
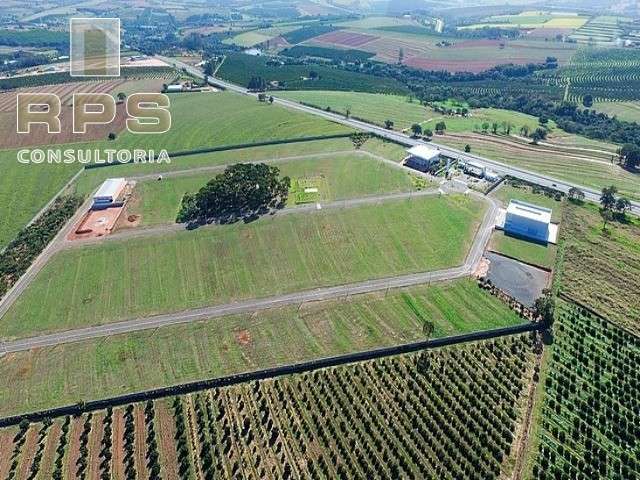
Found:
[87,412,105,479]
[133,404,150,479]
[235,329,252,346]
[0,427,17,479]
[65,416,83,479]
[16,425,39,480]
[111,408,126,479]
[155,400,180,480]
[36,421,62,480]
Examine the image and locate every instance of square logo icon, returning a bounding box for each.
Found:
[70,18,120,77]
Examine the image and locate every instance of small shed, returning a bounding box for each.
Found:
[404,145,441,172]
[165,84,184,93]
[504,200,552,244]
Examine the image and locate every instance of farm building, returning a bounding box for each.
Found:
[504,200,552,244]
[404,145,441,172]
[92,178,127,210]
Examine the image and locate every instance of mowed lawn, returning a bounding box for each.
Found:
[131,153,418,225]
[0,278,524,416]
[0,194,485,339]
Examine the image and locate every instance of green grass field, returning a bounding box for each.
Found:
[130,153,417,225]
[594,101,640,123]
[277,90,548,133]
[558,201,640,334]
[0,194,485,339]
[490,231,557,269]
[0,278,524,416]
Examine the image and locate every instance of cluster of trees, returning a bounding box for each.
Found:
[600,185,632,229]
[52,417,70,480]
[98,408,114,480]
[177,163,290,225]
[172,398,195,478]
[144,401,161,477]
[618,143,640,169]
[76,413,93,479]
[123,405,137,480]
[247,76,267,92]
[0,194,82,299]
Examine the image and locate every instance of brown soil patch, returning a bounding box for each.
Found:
[133,404,150,479]
[155,400,180,480]
[16,425,39,480]
[404,57,506,73]
[313,30,379,47]
[111,408,126,480]
[87,412,105,479]
[65,416,84,479]
[235,329,252,346]
[0,427,17,479]
[68,206,125,241]
[37,421,62,480]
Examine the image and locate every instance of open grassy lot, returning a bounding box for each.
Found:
[489,231,557,269]
[0,278,525,416]
[130,153,417,225]
[277,90,545,132]
[0,194,485,339]
[558,201,640,334]
[594,101,640,123]
[460,11,588,30]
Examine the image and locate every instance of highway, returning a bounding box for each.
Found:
[0,193,497,354]
[159,55,640,216]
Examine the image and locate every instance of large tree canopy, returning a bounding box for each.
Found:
[177,163,290,224]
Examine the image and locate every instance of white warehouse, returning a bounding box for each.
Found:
[92,178,127,210]
[504,200,552,244]
[404,145,441,172]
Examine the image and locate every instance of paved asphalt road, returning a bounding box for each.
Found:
[159,55,640,216]
[0,192,497,354]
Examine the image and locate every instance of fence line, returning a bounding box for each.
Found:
[0,321,542,427]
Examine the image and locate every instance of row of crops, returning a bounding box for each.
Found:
[541,48,640,103]
[532,301,640,480]
[0,334,536,479]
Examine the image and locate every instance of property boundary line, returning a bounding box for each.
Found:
[0,321,542,427]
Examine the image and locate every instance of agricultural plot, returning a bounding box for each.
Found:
[0,333,537,479]
[558,202,640,335]
[569,16,627,45]
[0,278,526,417]
[127,152,416,225]
[306,26,576,73]
[530,301,640,480]
[0,194,486,339]
[223,25,297,47]
[460,11,588,30]
[216,52,409,94]
[594,100,640,122]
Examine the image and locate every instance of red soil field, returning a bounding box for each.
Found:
[0,102,127,149]
[111,408,126,480]
[37,421,62,480]
[133,404,150,479]
[16,425,38,480]
[312,30,379,47]
[404,57,503,73]
[65,417,84,480]
[87,412,105,479]
[0,80,127,112]
[155,400,180,480]
[0,428,16,479]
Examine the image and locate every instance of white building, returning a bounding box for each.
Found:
[93,178,127,210]
[165,84,184,93]
[404,144,441,172]
[504,200,552,244]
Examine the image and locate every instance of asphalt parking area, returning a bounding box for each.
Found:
[485,252,550,307]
